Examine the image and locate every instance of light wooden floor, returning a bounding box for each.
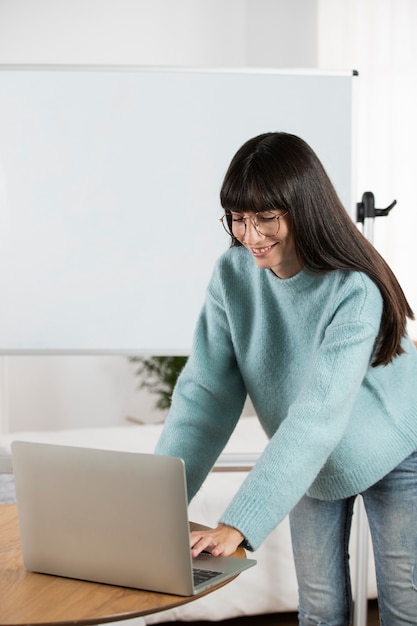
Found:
[157,600,379,625]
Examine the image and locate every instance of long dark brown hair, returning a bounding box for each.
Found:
[220,132,413,366]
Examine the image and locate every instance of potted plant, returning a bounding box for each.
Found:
[129,356,188,410]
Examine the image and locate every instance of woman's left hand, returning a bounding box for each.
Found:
[190,523,244,557]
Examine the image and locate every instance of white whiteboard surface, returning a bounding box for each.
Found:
[0,67,356,354]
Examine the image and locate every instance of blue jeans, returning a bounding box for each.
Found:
[289,450,417,625]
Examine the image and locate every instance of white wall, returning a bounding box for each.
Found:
[0,0,246,66]
[317,0,417,339]
[0,0,317,67]
[0,0,318,432]
[245,0,318,68]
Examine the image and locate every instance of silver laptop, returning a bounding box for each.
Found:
[11,441,256,596]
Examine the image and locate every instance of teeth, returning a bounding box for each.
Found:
[253,245,273,254]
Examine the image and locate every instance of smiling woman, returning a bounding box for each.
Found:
[155,132,417,625]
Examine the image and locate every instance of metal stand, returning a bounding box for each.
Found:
[353,498,370,626]
[353,192,396,626]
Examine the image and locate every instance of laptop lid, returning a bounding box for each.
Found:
[11,441,255,596]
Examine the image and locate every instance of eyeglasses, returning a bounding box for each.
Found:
[219,210,289,238]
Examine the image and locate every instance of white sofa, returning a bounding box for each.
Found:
[0,417,377,623]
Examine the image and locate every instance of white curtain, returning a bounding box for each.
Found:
[318,0,417,337]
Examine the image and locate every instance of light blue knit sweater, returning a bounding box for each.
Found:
[155,246,417,550]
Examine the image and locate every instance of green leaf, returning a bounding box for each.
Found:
[129,356,188,410]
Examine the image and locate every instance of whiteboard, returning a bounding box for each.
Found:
[0,67,357,354]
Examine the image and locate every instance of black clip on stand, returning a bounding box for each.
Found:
[356,191,397,241]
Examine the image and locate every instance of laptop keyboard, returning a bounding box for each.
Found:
[193,567,222,586]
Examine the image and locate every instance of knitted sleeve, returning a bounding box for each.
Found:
[155,264,247,501]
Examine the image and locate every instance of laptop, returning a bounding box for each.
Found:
[11,440,256,596]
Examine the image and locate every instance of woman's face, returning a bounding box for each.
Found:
[231,210,303,279]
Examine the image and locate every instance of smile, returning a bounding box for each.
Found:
[250,243,277,257]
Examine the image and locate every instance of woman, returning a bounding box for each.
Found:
[155,132,417,625]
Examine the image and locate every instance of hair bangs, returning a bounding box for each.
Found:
[220,163,287,214]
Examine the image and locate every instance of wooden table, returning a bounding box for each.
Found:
[0,504,245,626]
